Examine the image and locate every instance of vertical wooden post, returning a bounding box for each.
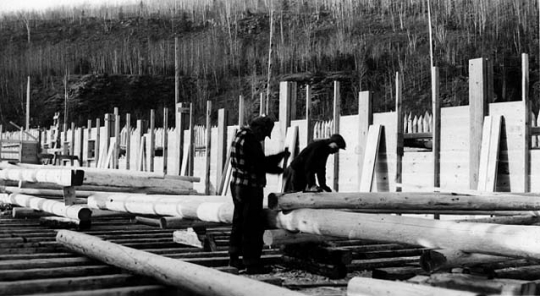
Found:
[522,53,530,193]
[216,108,228,191]
[188,103,195,176]
[135,119,148,171]
[238,95,245,127]
[149,109,156,172]
[175,103,188,175]
[305,85,314,145]
[279,81,296,149]
[113,108,120,169]
[104,113,112,166]
[70,122,76,156]
[77,126,83,165]
[0,125,3,161]
[163,107,169,174]
[432,67,441,191]
[95,118,100,168]
[205,101,212,194]
[260,93,266,116]
[26,76,30,131]
[395,73,403,192]
[125,114,131,170]
[469,58,490,190]
[333,81,341,191]
[357,91,373,190]
[86,119,91,161]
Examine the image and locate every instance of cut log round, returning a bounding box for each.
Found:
[56,230,304,296]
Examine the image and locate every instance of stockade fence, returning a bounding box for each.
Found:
[0,55,539,196]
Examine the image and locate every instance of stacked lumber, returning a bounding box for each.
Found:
[0,161,199,228]
[266,191,540,294]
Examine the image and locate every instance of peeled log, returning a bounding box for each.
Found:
[270,209,540,260]
[347,276,479,296]
[0,193,91,221]
[420,249,511,273]
[87,193,234,223]
[0,162,197,194]
[0,168,83,187]
[268,192,540,211]
[56,230,304,296]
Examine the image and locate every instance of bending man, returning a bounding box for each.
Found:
[284,133,346,193]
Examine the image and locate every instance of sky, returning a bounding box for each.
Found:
[0,0,131,14]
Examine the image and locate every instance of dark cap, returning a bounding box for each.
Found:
[329,134,346,150]
[250,116,274,139]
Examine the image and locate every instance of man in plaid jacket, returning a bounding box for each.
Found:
[228,116,289,274]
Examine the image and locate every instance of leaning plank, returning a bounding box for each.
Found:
[268,191,540,211]
[419,249,512,273]
[87,193,233,223]
[359,124,382,192]
[347,277,479,296]
[0,193,91,222]
[268,209,540,260]
[56,230,304,296]
[0,167,83,186]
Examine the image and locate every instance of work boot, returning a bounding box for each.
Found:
[245,264,272,275]
[228,256,245,270]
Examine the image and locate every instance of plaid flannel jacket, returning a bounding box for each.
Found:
[230,127,266,187]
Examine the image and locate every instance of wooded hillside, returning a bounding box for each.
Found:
[0,0,538,129]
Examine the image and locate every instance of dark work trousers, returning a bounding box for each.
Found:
[283,166,306,193]
[228,184,265,267]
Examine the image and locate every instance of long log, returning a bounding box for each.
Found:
[87,193,233,223]
[419,249,512,273]
[268,191,540,211]
[0,167,84,186]
[347,277,479,296]
[0,193,91,221]
[56,230,304,296]
[268,209,540,260]
[0,161,198,194]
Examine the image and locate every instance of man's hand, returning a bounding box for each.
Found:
[277,148,291,160]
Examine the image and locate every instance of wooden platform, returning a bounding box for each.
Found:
[2,207,540,295]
